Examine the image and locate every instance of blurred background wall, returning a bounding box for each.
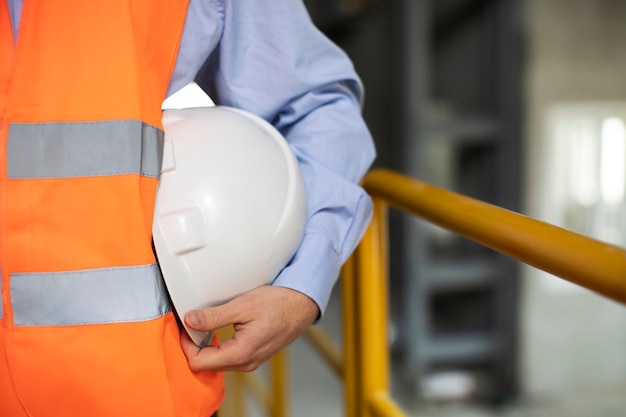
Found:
[522,0,626,399]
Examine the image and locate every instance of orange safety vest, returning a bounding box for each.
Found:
[0,1,224,416]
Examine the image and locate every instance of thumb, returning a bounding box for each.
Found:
[184,302,236,332]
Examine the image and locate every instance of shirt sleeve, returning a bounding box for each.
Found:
[195,0,376,316]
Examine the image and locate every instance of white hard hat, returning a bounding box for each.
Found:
[153,105,307,347]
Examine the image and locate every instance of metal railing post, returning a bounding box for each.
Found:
[270,350,289,417]
[356,198,393,417]
[341,255,360,417]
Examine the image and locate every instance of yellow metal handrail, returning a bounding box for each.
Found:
[363,169,626,303]
[220,168,626,417]
[348,168,626,417]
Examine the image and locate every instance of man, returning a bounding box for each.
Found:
[0,1,375,416]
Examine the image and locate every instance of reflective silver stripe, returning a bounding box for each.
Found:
[11,264,171,326]
[7,121,163,179]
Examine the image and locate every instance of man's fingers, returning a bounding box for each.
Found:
[181,296,263,372]
[180,286,319,373]
[184,300,239,332]
[180,327,261,372]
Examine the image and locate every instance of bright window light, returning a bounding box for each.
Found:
[569,120,598,206]
[540,103,626,291]
[600,117,626,206]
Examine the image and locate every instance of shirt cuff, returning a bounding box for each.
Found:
[271,232,341,321]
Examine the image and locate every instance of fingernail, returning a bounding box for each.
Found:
[187,311,204,328]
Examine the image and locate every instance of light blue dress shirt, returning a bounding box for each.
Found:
[6,0,375,315]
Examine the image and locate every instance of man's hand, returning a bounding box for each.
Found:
[180,285,319,372]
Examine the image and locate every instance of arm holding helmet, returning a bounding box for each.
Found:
[180,0,375,372]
